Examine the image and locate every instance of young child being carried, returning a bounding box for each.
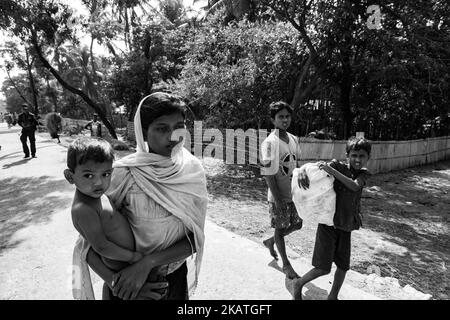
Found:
[260,101,303,279]
[294,136,371,300]
[65,137,166,300]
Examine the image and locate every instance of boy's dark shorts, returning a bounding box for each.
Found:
[269,201,303,230]
[312,224,351,272]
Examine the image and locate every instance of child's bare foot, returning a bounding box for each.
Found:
[283,264,299,279]
[263,237,278,260]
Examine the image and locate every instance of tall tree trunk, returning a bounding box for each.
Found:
[25,47,39,114]
[5,67,32,105]
[339,49,354,139]
[30,29,118,139]
[89,36,98,83]
[265,1,319,111]
[46,76,58,112]
[340,74,353,139]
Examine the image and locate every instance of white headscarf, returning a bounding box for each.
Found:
[109,93,208,294]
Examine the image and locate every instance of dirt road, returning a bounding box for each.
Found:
[0,123,432,300]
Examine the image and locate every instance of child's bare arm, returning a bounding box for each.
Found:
[318,161,365,192]
[264,174,284,207]
[86,247,114,288]
[74,205,142,263]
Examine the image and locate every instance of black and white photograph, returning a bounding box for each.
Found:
[0,0,448,308]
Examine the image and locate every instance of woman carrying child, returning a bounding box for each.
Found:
[75,92,208,300]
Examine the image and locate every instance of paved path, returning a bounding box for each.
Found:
[0,122,381,300]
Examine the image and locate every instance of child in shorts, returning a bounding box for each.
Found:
[260,101,303,279]
[294,136,371,299]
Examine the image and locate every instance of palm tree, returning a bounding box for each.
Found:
[199,0,252,21]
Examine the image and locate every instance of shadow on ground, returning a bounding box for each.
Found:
[0,176,73,254]
[353,160,450,299]
[0,145,57,163]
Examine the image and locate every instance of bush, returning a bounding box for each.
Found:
[172,15,305,129]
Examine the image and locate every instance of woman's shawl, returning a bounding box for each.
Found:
[72,235,95,300]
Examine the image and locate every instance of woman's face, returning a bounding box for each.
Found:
[146,112,186,157]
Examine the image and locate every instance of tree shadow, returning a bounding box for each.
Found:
[2,158,32,169]
[356,161,450,299]
[0,130,18,135]
[0,176,73,254]
[355,215,449,299]
[0,151,24,161]
[0,144,58,162]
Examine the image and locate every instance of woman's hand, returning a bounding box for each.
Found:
[111,260,160,300]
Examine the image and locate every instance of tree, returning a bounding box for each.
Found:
[0,0,119,139]
[260,0,450,139]
[1,41,41,114]
[172,12,305,129]
[1,72,54,115]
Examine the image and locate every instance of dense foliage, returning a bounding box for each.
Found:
[1,0,448,140]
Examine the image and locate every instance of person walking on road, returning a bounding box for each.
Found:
[5,112,13,129]
[45,112,63,143]
[85,113,102,137]
[17,104,39,158]
[260,101,303,280]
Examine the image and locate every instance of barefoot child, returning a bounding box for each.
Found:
[65,137,158,299]
[294,136,371,299]
[260,101,303,279]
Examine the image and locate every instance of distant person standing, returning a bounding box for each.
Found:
[45,112,63,143]
[17,104,39,158]
[85,113,102,137]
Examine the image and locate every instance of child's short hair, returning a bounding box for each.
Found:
[67,137,115,171]
[269,101,293,119]
[346,136,372,156]
[139,92,186,135]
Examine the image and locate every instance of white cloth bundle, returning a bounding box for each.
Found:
[291,163,336,226]
[72,235,95,300]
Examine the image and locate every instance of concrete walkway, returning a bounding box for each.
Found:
[0,122,381,300]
